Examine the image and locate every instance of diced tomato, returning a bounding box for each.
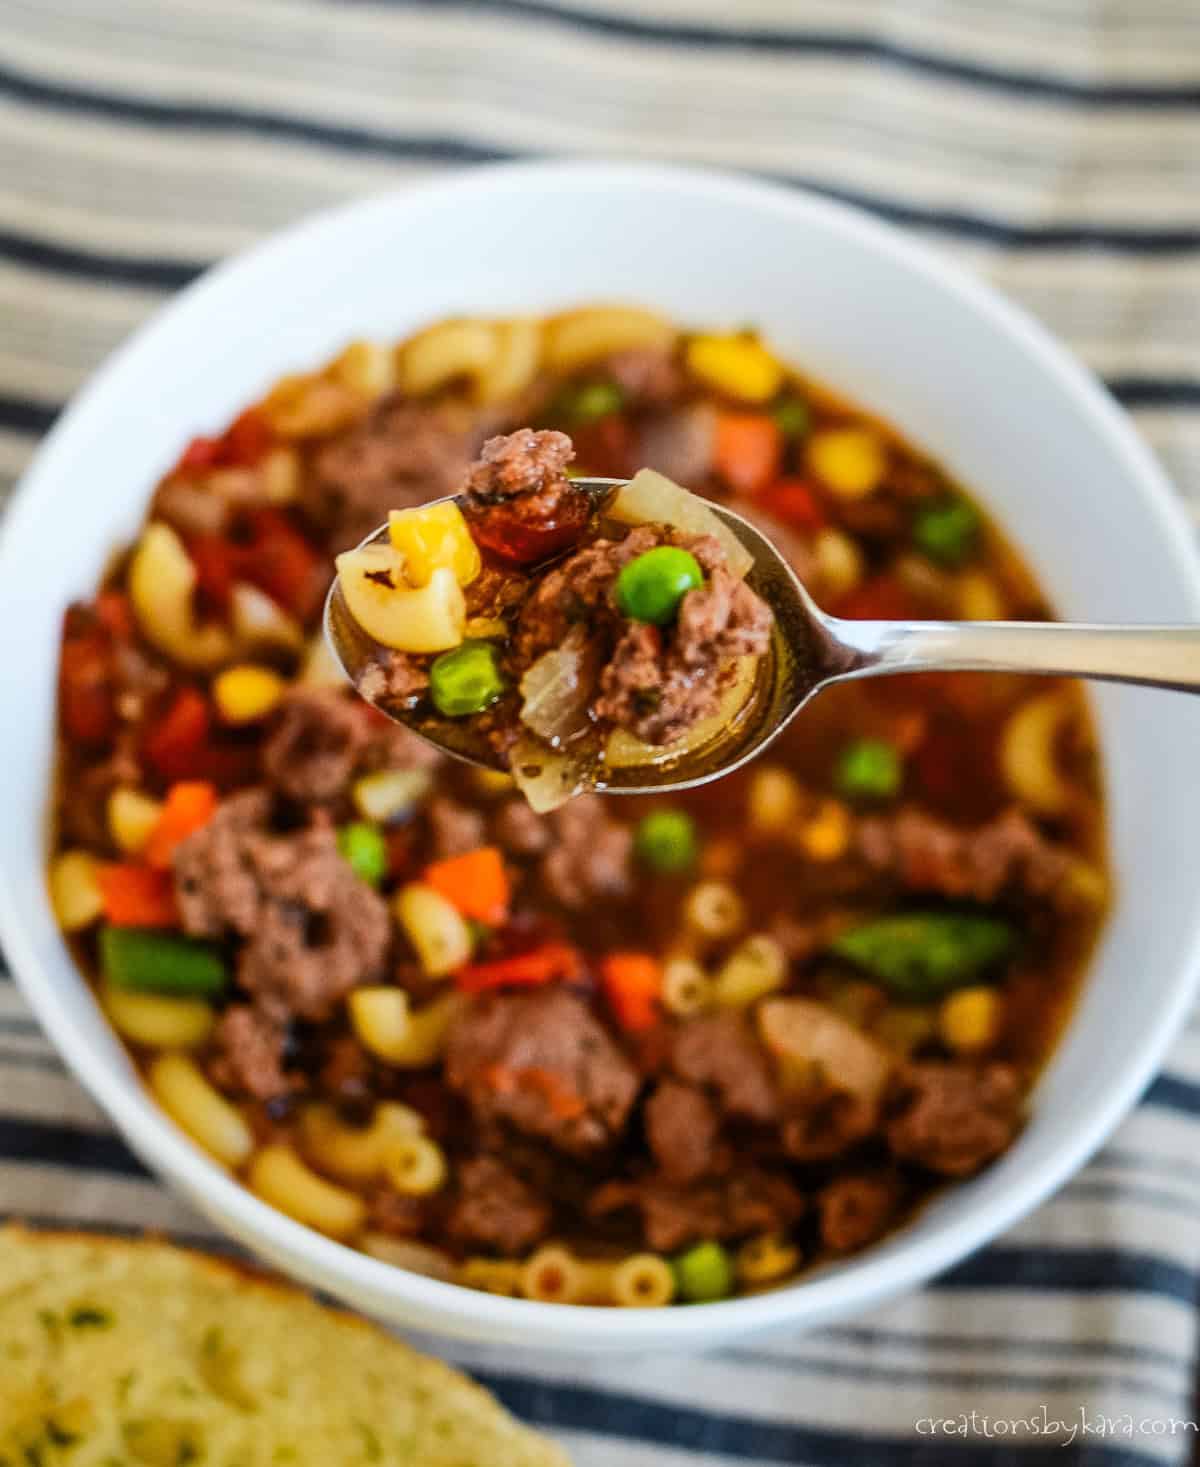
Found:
[755,477,827,533]
[713,412,783,496]
[456,942,584,993]
[386,827,417,881]
[600,953,662,1032]
[58,630,116,746]
[176,436,222,475]
[466,493,592,567]
[222,408,275,468]
[174,408,275,478]
[185,533,238,616]
[235,508,325,620]
[96,864,178,927]
[94,590,135,642]
[832,574,922,622]
[143,687,210,781]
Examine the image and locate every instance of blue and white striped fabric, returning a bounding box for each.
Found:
[3,2,1199,1461]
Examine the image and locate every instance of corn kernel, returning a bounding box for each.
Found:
[813,527,865,598]
[48,850,104,932]
[747,766,803,835]
[686,334,783,403]
[807,427,887,499]
[213,664,287,724]
[107,787,163,855]
[388,502,481,588]
[939,986,1002,1053]
[958,570,1005,621]
[472,767,516,795]
[464,616,508,640]
[797,798,851,861]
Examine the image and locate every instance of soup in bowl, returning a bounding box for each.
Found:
[48,304,1107,1309]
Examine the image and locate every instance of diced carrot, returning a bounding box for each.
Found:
[713,412,783,496]
[423,847,510,925]
[456,942,584,993]
[600,952,662,1032]
[145,781,219,869]
[143,687,211,781]
[95,590,135,641]
[755,477,827,532]
[96,864,178,927]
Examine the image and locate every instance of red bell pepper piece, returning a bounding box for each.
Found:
[456,942,584,993]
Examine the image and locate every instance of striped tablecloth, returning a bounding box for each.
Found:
[3,2,1200,1462]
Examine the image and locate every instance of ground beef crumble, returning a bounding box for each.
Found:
[173,787,390,1021]
[445,988,639,1157]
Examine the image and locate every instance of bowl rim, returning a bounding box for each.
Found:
[5,156,1200,1346]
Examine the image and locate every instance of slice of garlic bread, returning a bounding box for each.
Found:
[0,1226,569,1466]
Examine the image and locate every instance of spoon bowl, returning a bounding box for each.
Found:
[327,477,1200,797]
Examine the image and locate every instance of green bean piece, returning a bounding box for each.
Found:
[830,912,1016,1000]
[100,926,227,998]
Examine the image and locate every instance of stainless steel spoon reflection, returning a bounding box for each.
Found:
[326,476,1200,796]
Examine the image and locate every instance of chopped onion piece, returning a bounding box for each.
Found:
[609,469,753,580]
[510,735,585,813]
[605,655,759,770]
[518,635,597,743]
[758,997,891,1103]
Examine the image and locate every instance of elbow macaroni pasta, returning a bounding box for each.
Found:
[712,934,788,1007]
[684,881,745,941]
[148,1053,253,1169]
[103,984,214,1050]
[394,882,474,977]
[248,1144,367,1239]
[1001,690,1076,816]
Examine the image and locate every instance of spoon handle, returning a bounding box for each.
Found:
[827,619,1200,694]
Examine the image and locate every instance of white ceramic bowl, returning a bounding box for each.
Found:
[3,161,1200,1351]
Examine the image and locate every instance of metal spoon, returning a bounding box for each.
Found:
[326,477,1200,795]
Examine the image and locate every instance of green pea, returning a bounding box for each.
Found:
[673,1240,734,1303]
[834,738,903,803]
[772,397,811,438]
[429,641,506,717]
[635,809,698,873]
[569,381,625,423]
[912,497,980,567]
[337,821,388,886]
[615,547,704,626]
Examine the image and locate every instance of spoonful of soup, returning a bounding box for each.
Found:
[326,428,1200,811]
